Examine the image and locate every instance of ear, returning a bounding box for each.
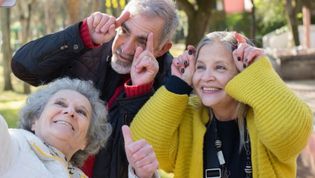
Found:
[31,120,37,132]
[80,139,88,150]
[155,41,172,58]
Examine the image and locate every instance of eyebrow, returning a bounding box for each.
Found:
[55,97,89,113]
[121,23,148,43]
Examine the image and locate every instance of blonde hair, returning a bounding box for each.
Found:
[196,31,254,150]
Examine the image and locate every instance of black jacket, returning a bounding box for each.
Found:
[11,22,173,178]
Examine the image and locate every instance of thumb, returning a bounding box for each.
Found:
[122,125,133,146]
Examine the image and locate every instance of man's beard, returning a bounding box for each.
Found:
[111,48,133,74]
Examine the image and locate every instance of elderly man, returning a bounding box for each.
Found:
[11,0,178,177]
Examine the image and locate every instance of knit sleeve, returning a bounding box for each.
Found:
[225,57,313,161]
[0,115,14,174]
[130,86,189,172]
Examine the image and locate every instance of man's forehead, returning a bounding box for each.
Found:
[122,14,164,43]
[122,22,148,41]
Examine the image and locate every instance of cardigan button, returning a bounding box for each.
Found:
[73,44,79,50]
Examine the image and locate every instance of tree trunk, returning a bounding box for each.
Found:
[44,0,57,33]
[18,1,33,94]
[91,0,100,12]
[67,0,81,24]
[100,0,107,13]
[302,6,310,48]
[0,8,14,91]
[186,12,210,46]
[285,0,300,47]
[250,0,256,41]
[177,0,213,47]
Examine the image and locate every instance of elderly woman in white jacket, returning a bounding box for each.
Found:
[0,78,159,178]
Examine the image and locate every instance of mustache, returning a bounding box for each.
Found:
[115,47,134,60]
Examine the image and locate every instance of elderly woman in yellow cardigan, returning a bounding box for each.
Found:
[129,31,313,178]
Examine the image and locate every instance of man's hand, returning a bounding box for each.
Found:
[130,32,159,86]
[122,125,159,178]
[86,11,130,45]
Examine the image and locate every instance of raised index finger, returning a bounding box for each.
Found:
[115,11,130,28]
[146,32,154,53]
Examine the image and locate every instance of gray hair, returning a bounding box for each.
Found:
[196,31,255,60]
[195,31,255,151]
[19,77,112,167]
[124,0,179,46]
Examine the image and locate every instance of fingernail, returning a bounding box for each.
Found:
[232,45,237,51]
[237,57,241,61]
[184,61,188,66]
[243,63,247,69]
[180,68,185,73]
[188,50,192,55]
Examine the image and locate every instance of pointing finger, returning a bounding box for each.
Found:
[122,125,133,146]
[134,47,144,60]
[146,32,154,53]
[115,11,130,28]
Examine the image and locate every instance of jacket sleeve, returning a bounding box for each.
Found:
[130,86,189,172]
[0,115,16,174]
[128,165,161,178]
[225,57,313,161]
[11,22,87,86]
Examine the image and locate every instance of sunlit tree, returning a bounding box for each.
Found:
[0,9,13,91]
[177,0,214,46]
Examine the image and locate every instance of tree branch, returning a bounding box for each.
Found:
[177,0,195,17]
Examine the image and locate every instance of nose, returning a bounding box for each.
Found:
[121,39,135,55]
[63,108,75,118]
[201,70,216,81]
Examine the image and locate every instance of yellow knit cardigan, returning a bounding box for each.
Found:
[131,57,313,178]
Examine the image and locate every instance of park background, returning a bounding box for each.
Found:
[0,0,314,177]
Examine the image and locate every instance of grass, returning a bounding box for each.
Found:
[0,53,32,128]
[0,88,27,128]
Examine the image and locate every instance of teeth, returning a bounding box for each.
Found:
[203,87,219,91]
[54,120,74,131]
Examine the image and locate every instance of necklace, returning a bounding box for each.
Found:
[206,118,252,178]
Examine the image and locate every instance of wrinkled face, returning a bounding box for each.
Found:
[111,13,165,74]
[32,90,92,157]
[192,42,239,109]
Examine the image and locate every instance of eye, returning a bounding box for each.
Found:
[117,27,127,36]
[55,100,67,107]
[216,65,226,71]
[76,109,87,117]
[196,64,205,70]
[136,41,146,49]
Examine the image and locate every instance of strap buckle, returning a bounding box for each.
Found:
[205,168,221,178]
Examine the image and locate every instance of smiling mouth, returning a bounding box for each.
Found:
[118,54,132,63]
[115,49,133,63]
[202,87,220,91]
[53,120,74,131]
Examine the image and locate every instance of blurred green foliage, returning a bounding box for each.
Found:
[0,91,26,128]
[208,0,288,47]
